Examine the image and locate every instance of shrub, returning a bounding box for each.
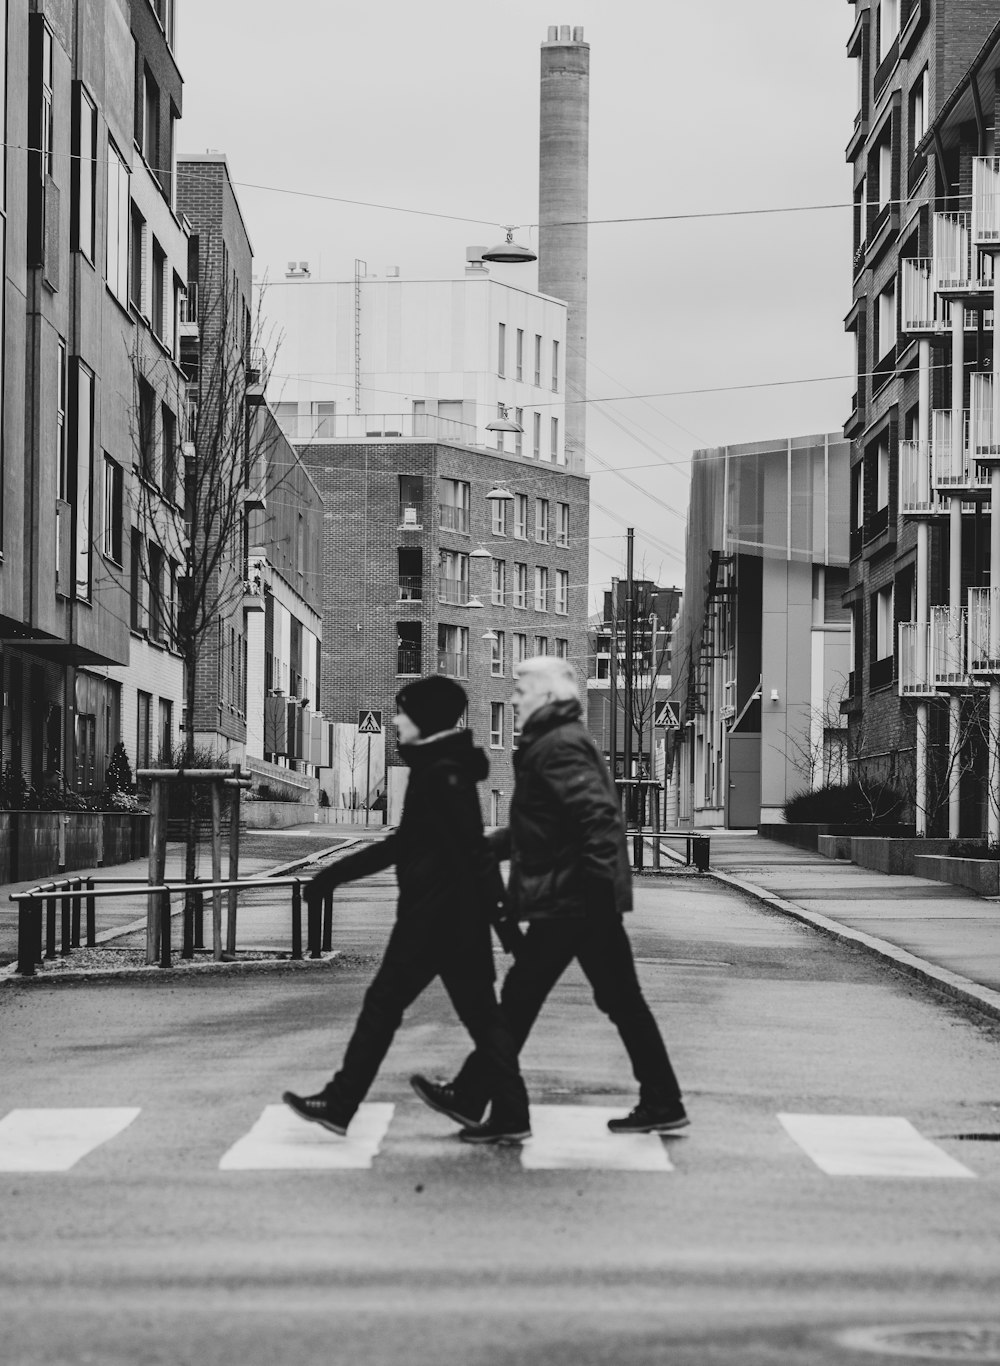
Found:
[947,839,1000,860]
[105,742,134,794]
[318,788,331,808]
[784,782,903,826]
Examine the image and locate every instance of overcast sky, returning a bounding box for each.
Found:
[178,1,857,610]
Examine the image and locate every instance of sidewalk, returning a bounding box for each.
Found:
[0,824,369,969]
[700,829,1000,1023]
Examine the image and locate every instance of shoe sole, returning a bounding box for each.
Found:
[281,1093,348,1137]
[409,1077,481,1129]
[608,1117,690,1135]
[458,1130,532,1146]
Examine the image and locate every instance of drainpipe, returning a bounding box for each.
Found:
[915,340,931,834]
[949,302,965,839]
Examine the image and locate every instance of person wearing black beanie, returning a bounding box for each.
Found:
[282,676,531,1145]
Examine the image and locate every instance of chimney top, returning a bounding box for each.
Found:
[545,25,585,43]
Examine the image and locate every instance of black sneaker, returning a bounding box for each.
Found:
[607,1101,689,1135]
[458,1117,531,1146]
[282,1089,351,1136]
[410,1074,483,1128]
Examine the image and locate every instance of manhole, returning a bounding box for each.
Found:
[837,1324,1000,1360]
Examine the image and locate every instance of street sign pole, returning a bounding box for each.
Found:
[365,736,371,814]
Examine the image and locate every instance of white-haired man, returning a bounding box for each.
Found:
[411,656,688,1136]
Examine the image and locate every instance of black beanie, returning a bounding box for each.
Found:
[395,675,467,738]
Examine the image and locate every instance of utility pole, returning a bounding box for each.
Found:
[623,528,635,821]
[609,576,619,786]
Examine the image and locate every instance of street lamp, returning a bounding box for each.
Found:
[486,404,523,435]
[481,227,537,264]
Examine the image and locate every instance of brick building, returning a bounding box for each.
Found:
[844,2,1000,836]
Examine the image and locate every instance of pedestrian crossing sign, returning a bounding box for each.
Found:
[358,710,383,735]
[655,702,679,729]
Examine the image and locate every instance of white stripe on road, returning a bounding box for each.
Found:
[521,1105,675,1172]
[219,1103,394,1170]
[778,1113,975,1178]
[0,1108,140,1172]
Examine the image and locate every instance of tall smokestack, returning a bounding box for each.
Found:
[539,24,589,475]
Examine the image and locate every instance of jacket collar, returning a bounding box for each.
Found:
[519,697,583,743]
[399,727,483,774]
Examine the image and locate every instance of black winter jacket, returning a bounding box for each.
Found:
[305,729,505,926]
[495,698,632,922]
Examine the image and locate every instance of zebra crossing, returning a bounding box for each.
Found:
[0,1102,982,1178]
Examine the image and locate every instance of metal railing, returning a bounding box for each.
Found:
[898,607,969,696]
[933,212,994,294]
[397,644,422,675]
[438,575,470,605]
[398,501,424,529]
[898,439,942,516]
[277,412,478,443]
[967,587,1000,677]
[438,504,470,534]
[436,650,469,679]
[397,575,423,601]
[972,156,1000,246]
[9,874,336,976]
[970,372,1000,457]
[931,409,989,491]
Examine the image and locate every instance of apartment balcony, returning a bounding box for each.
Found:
[972,157,1000,248]
[397,645,422,676]
[398,501,424,530]
[898,440,944,517]
[898,607,969,696]
[436,650,469,680]
[900,258,947,334]
[970,372,1000,462]
[438,575,469,606]
[276,412,479,444]
[438,504,470,535]
[397,575,423,602]
[931,409,990,495]
[967,587,1000,678]
[932,212,994,300]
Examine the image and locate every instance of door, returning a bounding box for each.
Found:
[726,733,761,828]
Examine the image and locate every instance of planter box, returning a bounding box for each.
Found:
[241,800,316,829]
[913,854,1000,898]
[817,833,855,860]
[0,811,149,883]
[849,836,950,877]
[758,822,880,853]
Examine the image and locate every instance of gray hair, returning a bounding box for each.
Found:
[514,656,580,702]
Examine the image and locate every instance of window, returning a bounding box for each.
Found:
[438,549,469,604]
[130,529,144,630]
[876,439,890,511]
[148,544,165,642]
[491,630,506,676]
[535,498,549,543]
[551,416,560,462]
[151,237,165,338]
[103,455,123,563]
[878,0,899,61]
[138,377,155,481]
[532,412,541,460]
[534,334,542,385]
[398,621,422,675]
[875,584,894,659]
[513,633,528,664]
[57,338,67,500]
[514,562,528,609]
[73,86,97,260]
[551,339,559,392]
[855,176,867,254]
[498,321,506,377]
[161,404,177,503]
[398,546,422,600]
[151,0,175,45]
[556,502,569,547]
[555,638,569,659]
[515,328,524,381]
[439,478,470,533]
[491,557,507,606]
[514,407,523,457]
[158,699,173,762]
[878,136,893,212]
[491,495,508,536]
[535,635,549,656]
[398,473,424,527]
[142,65,159,169]
[514,493,528,539]
[130,202,145,312]
[555,569,569,615]
[910,67,929,152]
[437,624,469,679]
[534,565,549,612]
[40,23,53,178]
[137,691,152,770]
[490,702,505,748]
[311,401,337,437]
[877,282,896,358]
[490,790,501,826]
[73,362,94,599]
[106,140,130,303]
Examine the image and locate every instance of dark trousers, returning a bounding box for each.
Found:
[327,915,529,1128]
[453,914,683,1119]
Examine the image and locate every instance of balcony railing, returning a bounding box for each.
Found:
[933,212,994,295]
[397,576,423,601]
[931,409,989,492]
[901,258,944,333]
[898,607,969,695]
[438,504,470,534]
[898,439,943,516]
[436,650,469,679]
[438,575,469,606]
[275,412,479,443]
[967,587,1000,677]
[398,501,424,530]
[970,372,1000,458]
[397,645,422,676]
[972,157,1000,246]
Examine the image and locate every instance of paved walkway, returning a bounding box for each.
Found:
[698,829,1000,1022]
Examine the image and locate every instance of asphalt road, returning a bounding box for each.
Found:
[2,872,1000,1366]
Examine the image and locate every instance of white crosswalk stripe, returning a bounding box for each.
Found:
[778,1113,976,1178]
[0,1108,140,1172]
[219,1103,394,1170]
[521,1105,674,1171]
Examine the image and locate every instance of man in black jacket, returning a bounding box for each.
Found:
[282,675,531,1145]
[411,657,688,1136]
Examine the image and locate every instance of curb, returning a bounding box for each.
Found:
[710,866,1000,1026]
